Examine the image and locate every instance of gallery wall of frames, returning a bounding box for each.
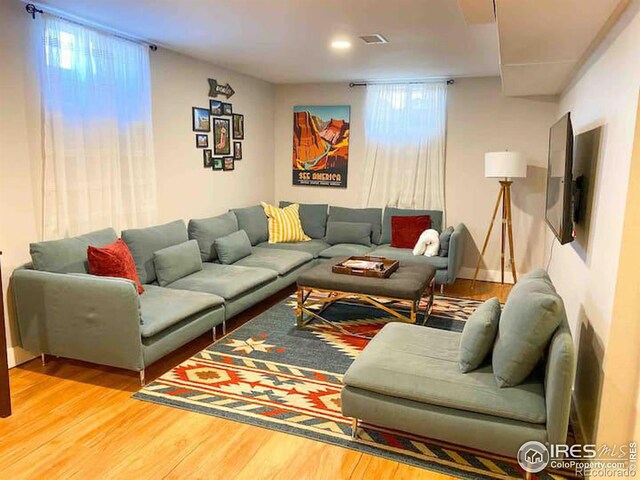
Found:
[192,79,245,172]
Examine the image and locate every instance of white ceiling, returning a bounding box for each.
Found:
[496,0,629,96]
[33,0,501,84]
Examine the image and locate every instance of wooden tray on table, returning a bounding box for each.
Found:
[332,256,399,279]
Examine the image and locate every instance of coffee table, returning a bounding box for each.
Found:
[296,257,436,337]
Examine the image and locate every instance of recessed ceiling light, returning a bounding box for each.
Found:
[331,40,352,50]
[359,34,388,45]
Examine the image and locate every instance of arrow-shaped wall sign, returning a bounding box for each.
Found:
[208,79,235,99]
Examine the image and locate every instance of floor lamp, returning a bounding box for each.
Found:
[472,152,527,286]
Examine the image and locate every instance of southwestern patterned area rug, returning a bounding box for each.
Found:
[134,294,573,480]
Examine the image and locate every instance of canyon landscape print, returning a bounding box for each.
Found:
[292,105,350,188]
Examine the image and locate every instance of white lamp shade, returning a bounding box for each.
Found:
[485,152,527,178]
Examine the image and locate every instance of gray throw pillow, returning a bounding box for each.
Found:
[279,201,328,239]
[230,205,268,245]
[121,220,188,284]
[492,269,565,387]
[439,226,455,257]
[328,207,382,244]
[188,212,238,262]
[325,222,372,246]
[30,228,118,274]
[153,240,203,287]
[459,297,501,373]
[214,230,253,264]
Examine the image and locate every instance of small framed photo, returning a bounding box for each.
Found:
[213,117,231,155]
[192,107,210,132]
[233,114,244,139]
[223,157,235,171]
[222,103,233,116]
[203,149,213,168]
[212,157,223,171]
[195,134,208,148]
[233,141,242,160]
[209,99,223,116]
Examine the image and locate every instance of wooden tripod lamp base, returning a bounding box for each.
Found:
[472,152,527,287]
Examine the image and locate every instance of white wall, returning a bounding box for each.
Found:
[274,77,558,279]
[545,3,640,442]
[0,0,275,366]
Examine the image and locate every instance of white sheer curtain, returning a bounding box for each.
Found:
[39,15,157,239]
[361,82,447,211]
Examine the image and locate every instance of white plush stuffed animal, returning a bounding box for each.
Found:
[412,229,440,257]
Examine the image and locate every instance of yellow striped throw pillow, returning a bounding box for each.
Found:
[261,202,311,244]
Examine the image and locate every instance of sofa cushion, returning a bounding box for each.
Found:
[262,202,310,243]
[88,238,145,294]
[459,298,501,373]
[188,212,238,262]
[257,239,331,258]
[369,245,448,269]
[328,206,383,244]
[139,285,223,338]
[30,228,118,274]
[343,323,546,424]
[319,244,374,258]
[214,230,253,265]
[233,247,313,276]
[121,220,188,284]
[493,269,564,387]
[439,226,455,257]
[165,263,277,300]
[325,222,372,247]
[230,205,268,246]
[153,240,203,287]
[279,201,328,239]
[381,208,444,244]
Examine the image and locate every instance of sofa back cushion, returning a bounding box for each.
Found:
[121,220,188,284]
[279,201,328,239]
[230,205,268,246]
[325,222,372,247]
[328,206,382,244]
[153,240,203,287]
[214,230,253,264]
[30,228,118,274]
[381,208,443,244]
[492,269,565,387]
[188,212,238,262]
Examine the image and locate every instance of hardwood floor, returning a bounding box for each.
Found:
[2,280,510,480]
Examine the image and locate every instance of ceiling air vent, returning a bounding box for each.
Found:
[359,34,388,45]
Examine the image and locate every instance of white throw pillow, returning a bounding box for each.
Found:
[412,229,440,257]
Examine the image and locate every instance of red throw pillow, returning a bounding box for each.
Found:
[87,239,144,294]
[391,215,431,249]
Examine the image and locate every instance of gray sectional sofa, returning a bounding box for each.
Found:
[12,203,466,380]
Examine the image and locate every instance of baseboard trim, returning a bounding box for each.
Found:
[458,267,515,284]
[7,346,36,368]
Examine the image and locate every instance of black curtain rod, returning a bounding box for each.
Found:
[350,79,454,87]
[24,3,158,51]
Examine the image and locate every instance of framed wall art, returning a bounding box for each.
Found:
[192,107,210,132]
[223,157,235,171]
[233,141,242,160]
[196,134,208,148]
[232,114,244,140]
[203,149,213,168]
[213,118,231,155]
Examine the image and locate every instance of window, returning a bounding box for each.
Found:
[39,15,157,239]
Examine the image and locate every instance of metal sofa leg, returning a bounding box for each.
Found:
[213,325,217,342]
[139,369,146,387]
[41,353,47,367]
[351,418,359,440]
[440,284,444,295]
[222,320,226,336]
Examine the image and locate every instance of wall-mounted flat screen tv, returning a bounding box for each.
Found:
[545,112,574,245]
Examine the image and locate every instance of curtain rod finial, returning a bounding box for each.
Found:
[25,3,43,19]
